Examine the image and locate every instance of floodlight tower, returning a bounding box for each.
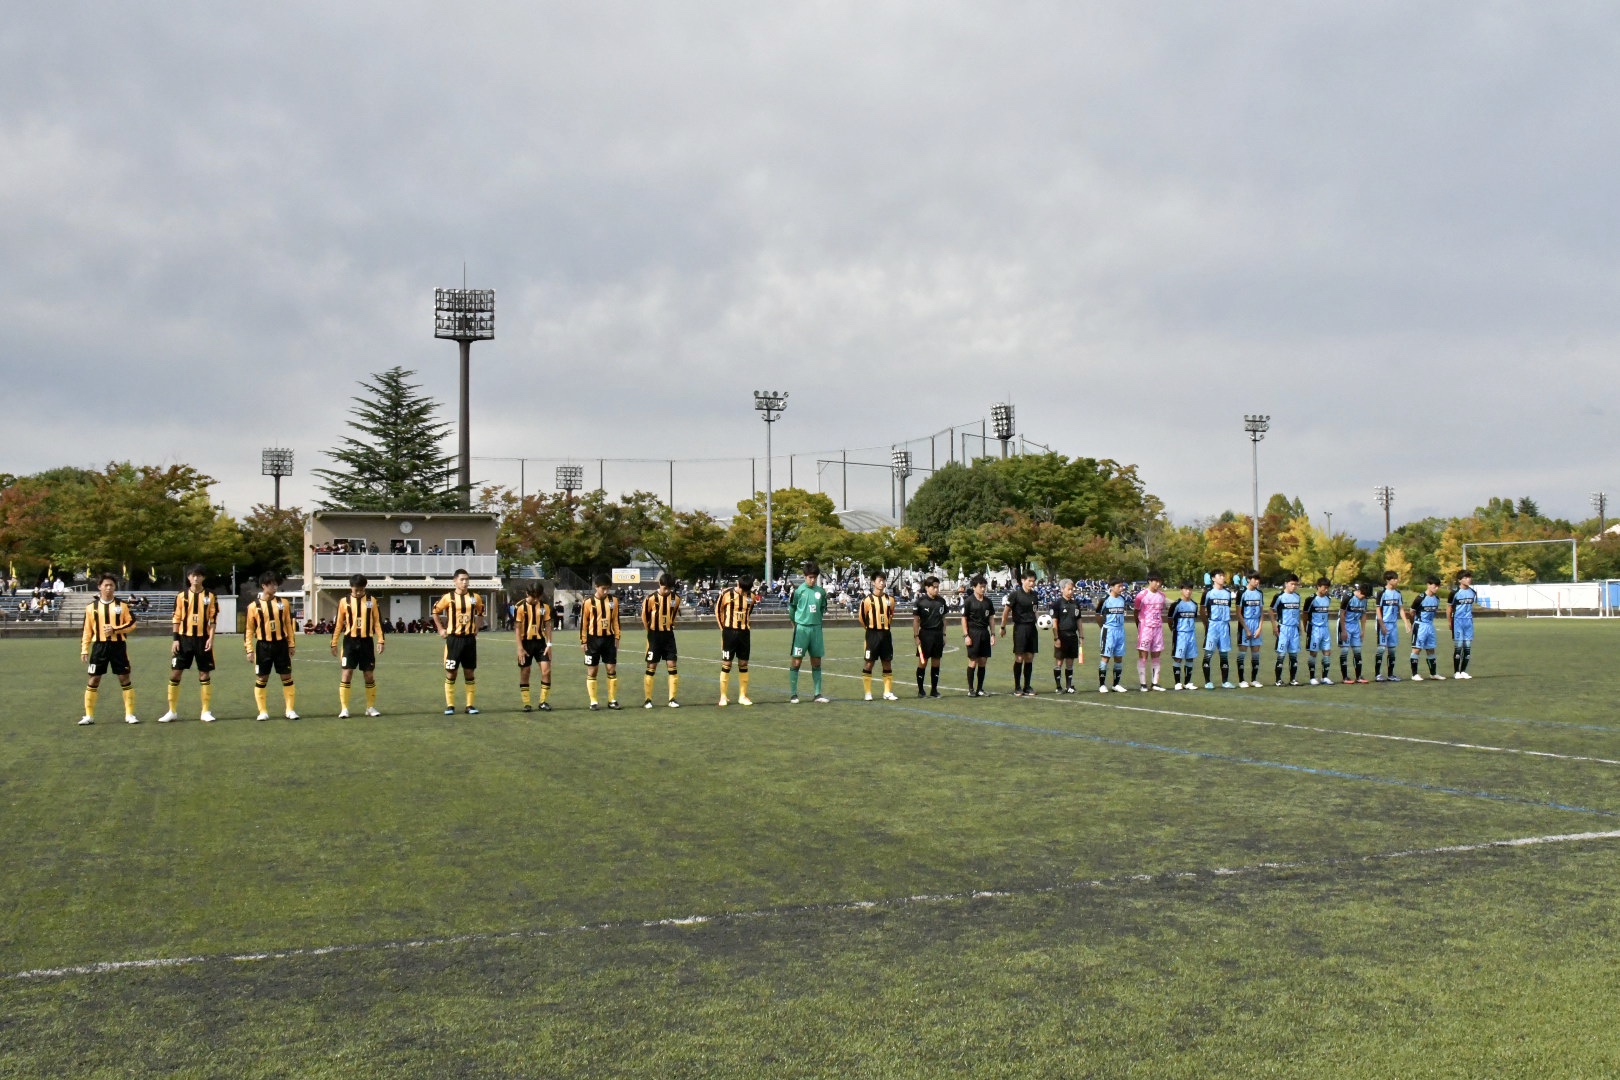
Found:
[1244,415,1270,574]
[754,391,789,586]
[1594,491,1609,535]
[891,448,913,523]
[1373,485,1394,538]
[557,464,583,506]
[434,286,495,509]
[991,403,1015,459]
[261,448,294,510]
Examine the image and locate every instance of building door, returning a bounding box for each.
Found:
[391,594,423,623]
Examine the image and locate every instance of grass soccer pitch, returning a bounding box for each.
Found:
[5,622,1620,1078]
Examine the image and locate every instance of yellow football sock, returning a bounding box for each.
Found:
[607,675,619,702]
[739,671,750,697]
[365,684,377,709]
[883,674,893,695]
[538,682,550,704]
[863,673,873,696]
[84,687,98,718]
[445,680,455,707]
[669,673,679,701]
[200,683,212,712]
[521,685,531,707]
[339,684,351,711]
[167,682,180,711]
[720,670,730,696]
[122,687,136,715]
[644,673,655,701]
[587,676,599,705]
[282,683,296,711]
[254,686,268,713]
[465,684,476,708]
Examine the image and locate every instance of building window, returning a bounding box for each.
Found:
[445,538,477,555]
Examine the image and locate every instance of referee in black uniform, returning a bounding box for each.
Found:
[999,570,1041,696]
[912,575,948,697]
[961,575,995,697]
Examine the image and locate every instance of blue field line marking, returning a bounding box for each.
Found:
[890,705,1617,819]
[1229,692,1620,735]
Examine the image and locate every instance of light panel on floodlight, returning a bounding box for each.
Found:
[991,403,1015,440]
[556,465,583,492]
[891,449,912,478]
[434,288,495,340]
[754,389,788,419]
[261,448,294,477]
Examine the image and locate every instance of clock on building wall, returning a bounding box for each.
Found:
[399,521,414,534]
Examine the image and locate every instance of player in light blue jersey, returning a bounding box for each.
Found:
[1409,576,1445,681]
[1236,571,1266,688]
[1270,574,1303,685]
[1373,570,1405,682]
[1167,583,1201,690]
[1200,570,1235,689]
[1338,582,1369,683]
[1447,570,1478,678]
[1095,580,1129,692]
[1304,578,1336,685]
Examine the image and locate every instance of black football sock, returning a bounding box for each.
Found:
[1054,666,1064,690]
[931,668,940,693]
[1012,664,1021,692]
[1202,657,1212,683]
[1065,667,1074,690]
[1099,662,1108,687]
[1452,646,1460,673]
[976,666,986,693]
[1219,653,1229,683]
[1428,656,1437,676]
[1288,657,1298,681]
[1275,656,1284,681]
[1461,645,1471,673]
[1410,654,1420,676]
[968,666,976,691]
[1112,662,1123,686]
[1024,662,1034,691]
[917,666,925,693]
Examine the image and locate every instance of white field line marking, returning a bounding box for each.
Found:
[689,657,1620,767]
[10,828,1620,983]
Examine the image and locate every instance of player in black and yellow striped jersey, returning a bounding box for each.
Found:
[79,572,139,725]
[160,564,219,723]
[513,581,553,711]
[640,572,682,709]
[858,571,899,700]
[433,568,486,715]
[245,570,298,720]
[579,573,623,710]
[715,574,756,706]
[330,573,385,717]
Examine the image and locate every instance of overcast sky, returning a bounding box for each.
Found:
[4,2,1616,540]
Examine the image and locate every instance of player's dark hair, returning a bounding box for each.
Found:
[258,570,281,586]
[802,561,819,577]
[658,572,675,589]
[1211,568,1226,578]
[737,574,755,592]
[185,564,207,580]
[1248,570,1261,581]
[1022,569,1036,580]
[871,570,886,583]
[1457,570,1472,580]
[922,575,939,588]
[453,568,469,579]
[349,574,368,588]
[1109,578,1125,587]
[592,573,611,588]
[1315,577,1330,588]
[970,574,987,587]
[1284,573,1300,583]
[1426,575,1441,585]
[526,581,545,598]
[97,571,118,586]
[1354,582,1368,595]
[1179,581,1194,591]
[1147,570,1162,581]
[1384,570,1399,581]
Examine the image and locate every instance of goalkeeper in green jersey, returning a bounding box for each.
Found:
[788,561,830,703]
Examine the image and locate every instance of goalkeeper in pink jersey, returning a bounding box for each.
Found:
[1132,573,1169,691]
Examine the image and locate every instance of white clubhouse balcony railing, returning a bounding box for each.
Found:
[313,553,500,578]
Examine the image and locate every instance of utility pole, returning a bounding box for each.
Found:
[1244,416,1270,573]
[1373,485,1394,538]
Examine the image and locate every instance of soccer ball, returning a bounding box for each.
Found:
[1036,614,1053,630]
